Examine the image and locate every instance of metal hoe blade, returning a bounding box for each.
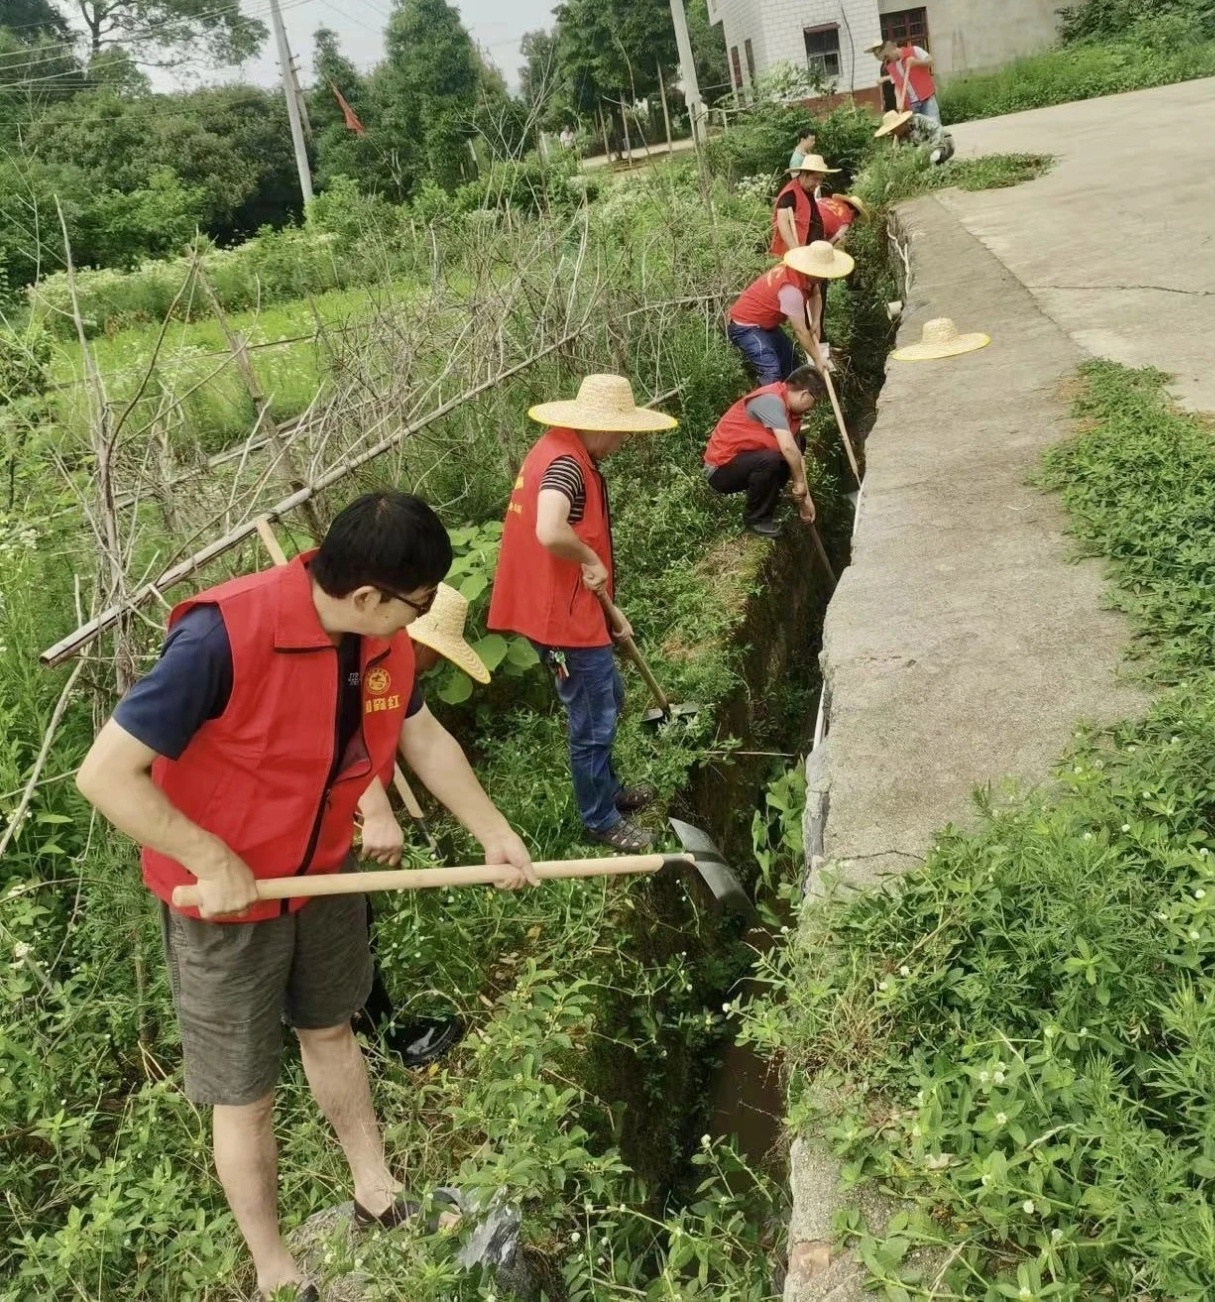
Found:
[641,701,701,728]
[669,817,756,919]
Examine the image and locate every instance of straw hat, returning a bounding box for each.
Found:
[865,39,886,54]
[790,153,840,175]
[891,318,991,362]
[527,374,677,433]
[875,109,914,138]
[834,193,869,218]
[784,240,855,280]
[408,583,491,683]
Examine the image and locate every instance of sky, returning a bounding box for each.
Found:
[234,0,559,93]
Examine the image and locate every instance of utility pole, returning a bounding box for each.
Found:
[668,0,705,146]
[269,0,313,204]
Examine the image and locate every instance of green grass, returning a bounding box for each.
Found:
[940,35,1215,123]
[46,283,405,456]
[854,149,1054,207]
[746,362,1215,1300]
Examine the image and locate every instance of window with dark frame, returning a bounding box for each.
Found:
[730,44,743,91]
[744,37,757,85]
[803,24,841,81]
[880,7,930,50]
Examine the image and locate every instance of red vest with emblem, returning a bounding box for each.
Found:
[488,428,613,648]
[769,181,821,256]
[704,382,802,469]
[890,46,935,104]
[730,266,809,331]
[143,554,415,923]
[818,196,857,241]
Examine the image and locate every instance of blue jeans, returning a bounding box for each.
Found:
[912,94,941,123]
[727,321,797,386]
[533,643,624,833]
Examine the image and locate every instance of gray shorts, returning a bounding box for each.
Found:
[159,863,373,1106]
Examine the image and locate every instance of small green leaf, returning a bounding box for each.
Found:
[437,670,473,704]
[471,633,509,672]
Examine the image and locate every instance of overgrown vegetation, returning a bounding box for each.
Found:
[746,362,1215,1299]
[941,8,1215,123]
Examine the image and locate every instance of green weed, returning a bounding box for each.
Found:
[746,362,1215,1299]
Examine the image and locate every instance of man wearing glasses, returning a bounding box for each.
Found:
[75,491,537,1302]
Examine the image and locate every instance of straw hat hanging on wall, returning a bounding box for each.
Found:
[528,375,678,432]
[891,318,991,361]
[408,584,492,683]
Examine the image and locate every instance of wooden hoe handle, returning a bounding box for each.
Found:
[170,853,690,910]
[820,369,862,489]
[593,590,673,714]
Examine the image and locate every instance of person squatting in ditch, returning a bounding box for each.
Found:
[489,374,676,853]
[354,581,493,1069]
[874,108,955,164]
[75,492,539,1302]
[726,241,855,386]
[703,365,827,539]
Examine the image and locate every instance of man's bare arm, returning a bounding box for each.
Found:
[76,720,258,917]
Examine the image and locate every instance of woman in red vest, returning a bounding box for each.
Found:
[489,375,676,853]
[871,37,939,122]
[727,240,855,385]
[704,366,827,538]
[818,194,867,245]
[770,153,840,257]
[76,493,537,1301]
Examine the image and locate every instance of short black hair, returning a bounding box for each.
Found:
[311,492,453,597]
[787,366,827,400]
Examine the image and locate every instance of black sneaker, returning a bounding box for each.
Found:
[747,519,781,539]
[383,1016,466,1068]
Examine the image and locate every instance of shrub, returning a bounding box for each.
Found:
[706,101,880,190]
[1058,0,1215,43]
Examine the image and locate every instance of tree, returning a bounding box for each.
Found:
[686,0,730,103]
[309,27,382,193]
[66,0,267,67]
[1,0,70,40]
[377,0,480,193]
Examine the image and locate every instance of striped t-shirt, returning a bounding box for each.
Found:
[538,454,587,523]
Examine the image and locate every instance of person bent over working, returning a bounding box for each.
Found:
[489,375,675,853]
[76,492,538,1302]
[727,240,855,385]
[874,108,955,164]
[769,154,839,257]
[704,366,826,539]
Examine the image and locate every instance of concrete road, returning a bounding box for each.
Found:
[941,78,1215,411]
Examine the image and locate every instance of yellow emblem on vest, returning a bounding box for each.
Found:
[365,667,391,696]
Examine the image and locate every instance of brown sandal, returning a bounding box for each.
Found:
[590,819,656,852]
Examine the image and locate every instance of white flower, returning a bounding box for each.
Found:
[1022,1199,1035,1215]
[1191,930,1201,941]
[1044,1026,1056,1038]
[980,1172,992,1186]
[996,1112,1008,1126]
[1051,1228,1063,1243]
[570,1230,581,1243]
[1083,832,1093,841]
[878,980,889,992]
[1197,889,1207,900]
[993,1071,1006,1085]
[700,1134,711,1148]
[979,1071,990,1085]
[899,965,911,977]
[1156,912,1169,921]
[1121,824,1131,833]
[1019,1289,1032,1301]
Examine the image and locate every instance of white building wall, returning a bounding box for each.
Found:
[713,0,885,94]
[878,0,1060,77]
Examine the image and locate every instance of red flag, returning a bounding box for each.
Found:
[329,81,366,136]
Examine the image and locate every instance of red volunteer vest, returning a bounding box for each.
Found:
[769,181,822,257]
[488,428,614,649]
[890,46,935,104]
[730,266,809,331]
[143,554,416,923]
[818,196,857,241]
[704,382,802,469]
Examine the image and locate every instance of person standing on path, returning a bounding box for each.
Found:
[869,37,940,122]
[769,155,840,258]
[488,375,676,853]
[704,366,827,539]
[726,240,856,385]
[355,581,493,1070]
[75,492,538,1302]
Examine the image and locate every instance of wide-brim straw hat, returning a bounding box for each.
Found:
[834,193,869,218]
[865,39,886,54]
[891,317,991,361]
[408,582,491,683]
[790,153,840,175]
[875,109,914,138]
[784,240,855,280]
[527,374,677,433]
